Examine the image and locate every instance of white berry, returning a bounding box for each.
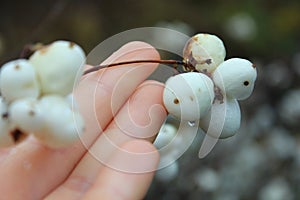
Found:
[0,59,40,102]
[213,58,257,100]
[156,160,179,182]
[183,33,226,73]
[33,95,85,148]
[163,72,214,121]
[200,98,241,139]
[154,123,177,149]
[9,98,45,134]
[29,40,86,96]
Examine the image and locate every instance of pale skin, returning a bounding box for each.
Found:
[0,41,167,199]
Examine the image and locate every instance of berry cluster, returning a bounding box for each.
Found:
[0,41,86,148]
[163,34,257,139]
[0,33,257,149]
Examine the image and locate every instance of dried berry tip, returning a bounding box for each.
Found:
[10,129,27,144]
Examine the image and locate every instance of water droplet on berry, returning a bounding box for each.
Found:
[188,121,196,127]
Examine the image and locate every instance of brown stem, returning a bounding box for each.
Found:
[83,59,191,75]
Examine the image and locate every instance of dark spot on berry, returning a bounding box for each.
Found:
[2,112,8,119]
[186,52,197,72]
[174,98,179,104]
[28,110,35,116]
[190,96,194,101]
[244,81,249,86]
[40,45,50,54]
[252,63,256,68]
[10,129,27,144]
[214,86,224,104]
[69,42,75,48]
[15,65,20,70]
[205,59,212,65]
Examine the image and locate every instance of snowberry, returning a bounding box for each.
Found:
[213,58,257,100]
[9,98,45,134]
[163,72,214,121]
[194,168,220,192]
[155,160,179,182]
[154,123,177,149]
[29,40,86,96]
[200,98,241,139]
[33,95,85,148]
[0,59,40,102]
[183,33,226,73]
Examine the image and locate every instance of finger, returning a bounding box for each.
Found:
[45,81,166,199]
[80,80,166,170]
[0,41,160,200]
[83,140,160,200]
[76,41,161,146]
[0,148,10,164]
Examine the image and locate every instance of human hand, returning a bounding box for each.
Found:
[0,41,167,199]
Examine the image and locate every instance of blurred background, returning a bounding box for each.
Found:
[0,0,299,199]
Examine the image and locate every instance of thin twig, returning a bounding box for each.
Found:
[83,59,189,75]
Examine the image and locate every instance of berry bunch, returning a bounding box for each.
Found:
[0,41,86,148]
[0,33,257,150]
[163,33,257,139]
